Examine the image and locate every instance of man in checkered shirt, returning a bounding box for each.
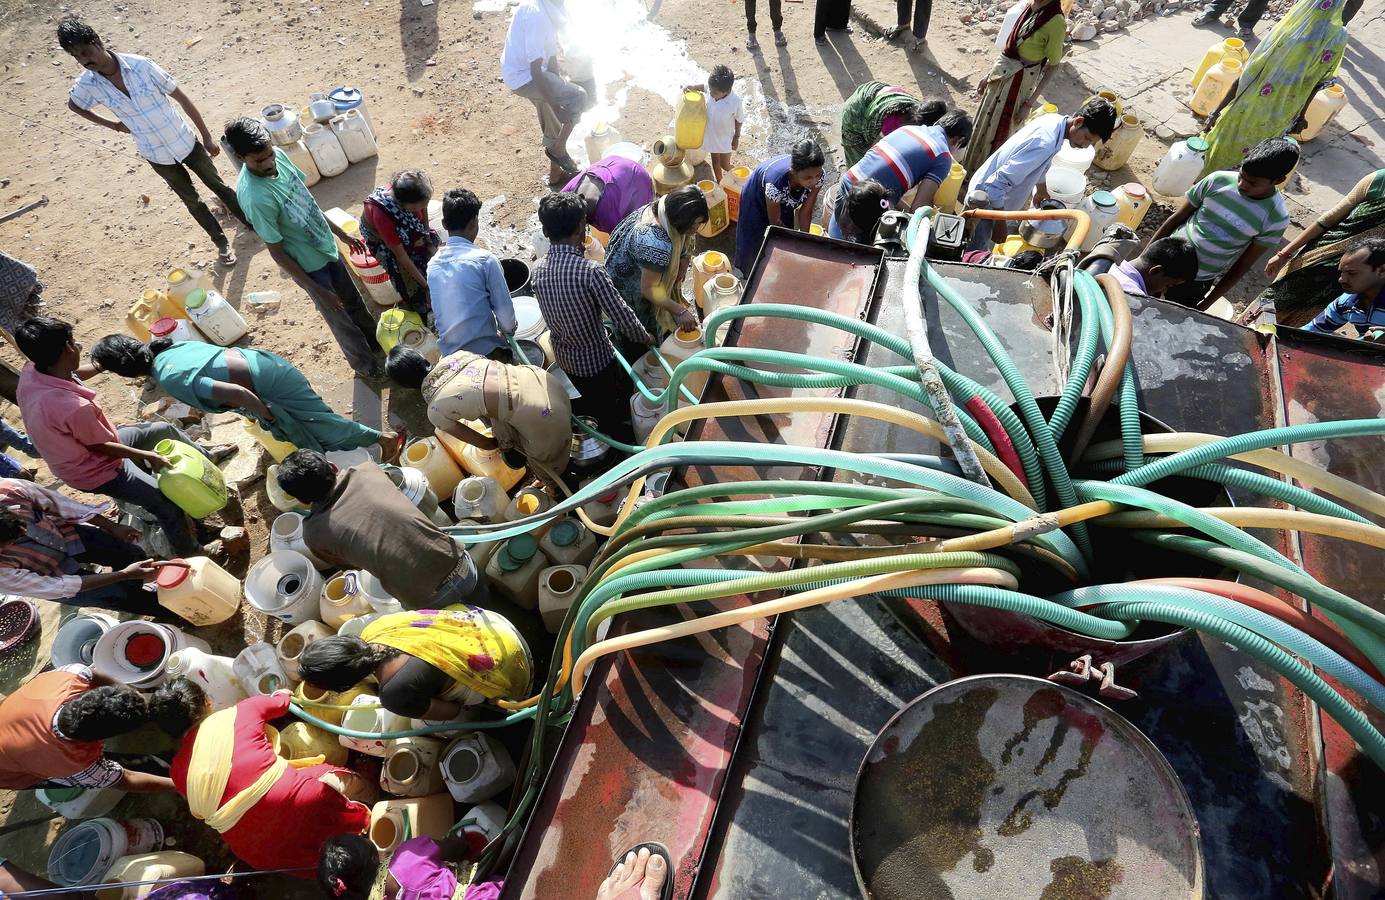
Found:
[534,192,655,446]
[60,16,246,267]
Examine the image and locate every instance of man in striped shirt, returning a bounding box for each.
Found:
[1149,137,1295,310]
[1304,238,1385,339]
[533,192,654,446]
[827,112,973,239]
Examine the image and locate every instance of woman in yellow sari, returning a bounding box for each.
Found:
[298,607,534,720]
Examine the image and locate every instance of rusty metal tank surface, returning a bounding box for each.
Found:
[851,675,1204,900]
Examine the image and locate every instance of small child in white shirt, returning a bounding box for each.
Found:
[688,66,744,184]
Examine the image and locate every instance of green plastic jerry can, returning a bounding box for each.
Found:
[154,439,228,518]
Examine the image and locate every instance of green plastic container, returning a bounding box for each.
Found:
[155,439,228,518]
[376,308,427,354]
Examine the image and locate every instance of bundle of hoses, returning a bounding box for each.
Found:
[289,209,1385,878]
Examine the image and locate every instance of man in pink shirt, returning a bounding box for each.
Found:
[14,317,224,555]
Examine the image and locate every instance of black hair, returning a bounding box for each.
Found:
[91,334,155,377]
[318,833,379,900]
[903,100,947,128]
[1007,250,1044,272]
[1240,137,1300,182]
[277,449,337,504]
[538,191,588,241]
[1074,98,1119,142]
[299,636,397,693]
[386,346,432,390]
[441,188,482,233]
[936,110,974,149]
[222,117,272,157]
[1351,236,1385,268]
[789,139,826,172]
[148,678,206,738]
[662,185,710,234]
[391,170,433,206]
[843,179,889,239]
[58,685,149,741]
[57,16,101,51]
[0,508,26,545]
[14,317,74,373]
[708,65,735,93]
[1141,236,1200,283]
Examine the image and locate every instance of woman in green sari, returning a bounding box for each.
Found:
[1200,0,1346,176]
[839,82,944,169]
[1259,169,1385,326]
[90,336,404,458]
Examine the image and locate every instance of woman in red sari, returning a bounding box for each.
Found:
[152,680,377,875]
[961,0,1067,175]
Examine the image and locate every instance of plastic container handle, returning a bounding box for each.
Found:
[343,572,359,597]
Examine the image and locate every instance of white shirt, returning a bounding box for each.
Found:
[703,91,744,154]
[501,0,562,90]
[968,113,1068,212]
[69,53,198,165]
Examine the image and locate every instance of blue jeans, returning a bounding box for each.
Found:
[63,523,168,619]
[427,550,487,608]
[92,422,200,556]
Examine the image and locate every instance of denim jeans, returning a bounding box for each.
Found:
[92,422,200,556]
[64,523,166,618]
[427,550,486,608]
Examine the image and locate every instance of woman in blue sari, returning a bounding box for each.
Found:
[732,139,826,275]
[90,336,403,459]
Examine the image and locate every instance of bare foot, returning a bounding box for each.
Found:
[596,846,667,900]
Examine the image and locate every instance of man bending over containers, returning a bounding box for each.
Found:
[275,450,480,609]
[0,665,175,793]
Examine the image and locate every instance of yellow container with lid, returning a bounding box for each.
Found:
[692,251,732,309]
[720,166,751,222]
[1191,36,1249,89]
[1189,58,1242,117]
[402,436,464,500]
[1112,182,1152,231]
[1292,84,1347,142]
[697,179,730,237]
[933,162,967,215]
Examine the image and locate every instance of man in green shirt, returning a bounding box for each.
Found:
[222,117,381,376]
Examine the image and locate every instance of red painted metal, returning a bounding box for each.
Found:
[499,230,883,900]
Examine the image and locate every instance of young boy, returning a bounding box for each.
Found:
[532,192,654,446]
[688,67,744,185]
[1111,236,1201,299]
[427,188,517,359]
[1149,137,1295,310]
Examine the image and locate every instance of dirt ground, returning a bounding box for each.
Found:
[0,0,1338,890]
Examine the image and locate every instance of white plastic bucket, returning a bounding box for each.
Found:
[48,818,162,887]
[1044,167,1087,207]
[357,571,404,615]
[92,622,210,688]
[244,550,324,624]
[52,613,118,668]
[1052,140,1096,173]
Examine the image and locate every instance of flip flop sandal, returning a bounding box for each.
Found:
[218,248,237,266]
[606,843,673,900]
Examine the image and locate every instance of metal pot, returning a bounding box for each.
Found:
[1017,214,1068,250]
[570,417,609,467]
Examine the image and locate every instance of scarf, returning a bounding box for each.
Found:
[361,607,532,702]
[1002,0,1062,61]
[186,707,288,834]
[361,188,437,288]
[653,198,696,324]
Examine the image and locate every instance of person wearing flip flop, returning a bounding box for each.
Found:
[59,17,246,268]
[598,845,671,900]
[501,0,590,185]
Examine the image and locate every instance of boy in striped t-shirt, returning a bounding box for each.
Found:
[1149,137,1296,310]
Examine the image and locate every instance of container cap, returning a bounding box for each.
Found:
[1121,182,1148,197]
[500,535,538,570]
[156,559,192,589]
[184,289,207,310]
[1091,191,1118,209]
[550,520,579,546]
[124,633,165,668]
[150,317,179,337]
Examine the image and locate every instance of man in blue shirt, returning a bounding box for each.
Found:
[966,97,1118,248]
[1304,237,1385,339]
[428,189,518,359]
